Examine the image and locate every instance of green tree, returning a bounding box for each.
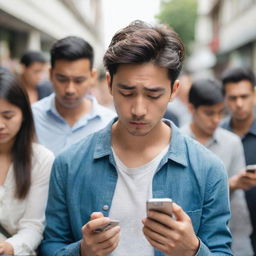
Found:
[156,0,197,55]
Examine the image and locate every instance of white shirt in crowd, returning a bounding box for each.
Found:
[0,143,54,255]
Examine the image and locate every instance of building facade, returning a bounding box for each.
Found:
[0,0,104,70]
[189,0,256,76]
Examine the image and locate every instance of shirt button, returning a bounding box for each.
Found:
[102,205,109,211]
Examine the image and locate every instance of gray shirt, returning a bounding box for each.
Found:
[181,124,252,256]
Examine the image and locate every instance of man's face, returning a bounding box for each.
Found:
[23,62,46,86]
[107,63,179,136]
[191,103,225,137]
[224,80,254,121]
[50,59,96,109]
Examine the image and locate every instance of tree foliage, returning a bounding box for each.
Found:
[156,0,197,54]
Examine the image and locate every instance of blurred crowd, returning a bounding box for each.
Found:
[0,20,256,256]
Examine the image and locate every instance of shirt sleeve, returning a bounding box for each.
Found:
[39,155,81,256]
[6,147,54,255]
[196,159,233,255]
[228,137,246,177]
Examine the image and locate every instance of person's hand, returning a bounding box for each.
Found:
[80,212,120,256]
[0,241,14,255]
[142,202,199,256]
[229,171,256,191]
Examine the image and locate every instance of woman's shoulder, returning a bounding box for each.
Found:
[32,143,54,166]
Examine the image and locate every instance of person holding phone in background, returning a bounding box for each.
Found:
[0,70,54,255]
[221,67,256,254]
[40,20,232,256]
[180,78,251,255]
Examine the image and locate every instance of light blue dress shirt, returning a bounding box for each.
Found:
[40,119,232,256]
[32,93,116,155]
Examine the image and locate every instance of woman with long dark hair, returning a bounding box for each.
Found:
[0,69,54,255]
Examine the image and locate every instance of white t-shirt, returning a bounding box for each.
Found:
[109,145,169,256]
[0,143,54,255]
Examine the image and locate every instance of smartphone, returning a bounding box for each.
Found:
[146,198,173,217]
[246,165,256,174]
[94,220,119,233]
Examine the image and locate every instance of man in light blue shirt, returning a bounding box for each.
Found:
[32,36,116,155]
[40,21,232,255]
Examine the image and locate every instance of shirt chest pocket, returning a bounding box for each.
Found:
[186,209,202,234]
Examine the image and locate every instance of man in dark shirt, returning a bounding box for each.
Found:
[221,67,256,253]
[20,51,52,103]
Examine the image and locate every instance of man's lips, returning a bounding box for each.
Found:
[129,121,147,126]
[63,97,76,101]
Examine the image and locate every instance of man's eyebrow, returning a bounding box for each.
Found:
[55,73,86,79]
[117,83,136,90]
[117,83,165,92]
[144,87,165,92]
[55,73,68,78]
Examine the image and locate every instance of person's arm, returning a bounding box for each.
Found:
[39,155,82,256]
[5,149,54,255]
[195,160,232,255]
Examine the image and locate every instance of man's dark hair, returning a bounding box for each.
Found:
[103,20,185,88]
[189,78,224,108]
[221,67,255,95]
[50,36,94,69]
[20,51,46,67]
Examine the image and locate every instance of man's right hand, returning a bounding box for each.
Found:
[229,170,256,191]
[80,212,120,256]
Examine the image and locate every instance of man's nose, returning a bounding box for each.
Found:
[131,96,147,118]
[65,81,76,95]
[235,98,243,108]
[212,114,222,125]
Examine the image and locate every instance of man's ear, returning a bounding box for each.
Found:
[91,68,97,79]
[169,80,180,101]
[188,103,195,114]
[90,69,98,87]
[106,72,113,95]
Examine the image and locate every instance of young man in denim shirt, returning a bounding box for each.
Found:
[40,21,232,256]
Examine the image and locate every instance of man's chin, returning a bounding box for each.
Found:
[60,101,80,109]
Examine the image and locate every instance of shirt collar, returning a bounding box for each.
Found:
[47,93,102,121]
[184,124,218,147]
[223,116,256,136]
[93,118,188,167]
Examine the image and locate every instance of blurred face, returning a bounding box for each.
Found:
[224,80,254,121]
[50,59,96,109]
[107,63,179,136]
[0,98,23,148]
[191,103,225,137]
[23,62,46,86]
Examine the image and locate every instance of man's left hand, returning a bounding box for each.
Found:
[142,202,199,256]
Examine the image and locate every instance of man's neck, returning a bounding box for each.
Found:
[55,98,91,126]
[190,122,212,145]
[231,113,254,137]
[20,75,35,89]
[111,121,171,168]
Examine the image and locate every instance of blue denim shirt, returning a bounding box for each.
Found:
[40,119,232,256]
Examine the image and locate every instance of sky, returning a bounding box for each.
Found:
[101,0,161,48]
